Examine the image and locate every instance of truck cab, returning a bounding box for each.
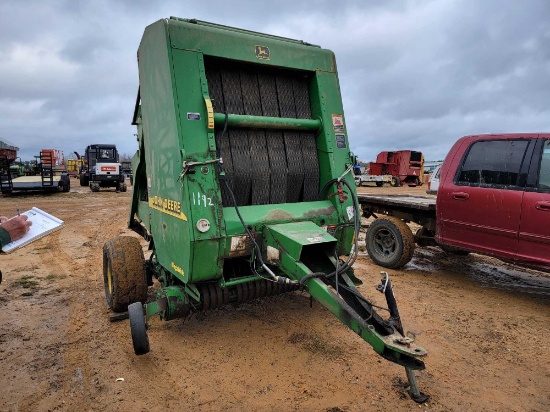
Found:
[437,134,550,271]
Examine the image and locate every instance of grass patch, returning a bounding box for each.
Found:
[11,275,39,289]
[45,274,67,282]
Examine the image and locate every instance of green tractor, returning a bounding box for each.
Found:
[103,17,428,402]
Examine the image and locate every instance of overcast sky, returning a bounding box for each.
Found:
[1,0,549,163]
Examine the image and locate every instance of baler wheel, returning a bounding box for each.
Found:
[103,236,148,312]
[128,302,150,355]
[366,216,415,268]
[375,181,384,187]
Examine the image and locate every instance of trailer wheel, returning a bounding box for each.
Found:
[366,216,415,268]
[103,236,148,312]
[62,178,70,192]
[390,176,401,187]
[375,181,384,187]
[128,302,150,355]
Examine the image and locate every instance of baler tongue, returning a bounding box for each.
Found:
[264,221,427,371]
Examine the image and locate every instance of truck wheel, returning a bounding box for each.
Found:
[80,175,89,186]
[366,216,415,268]
[128,302,150,355]
[90,182,100,192]
[119,182,127,192]
[390,176,401,187]
[439,244,470,255]
[63,178,70,192]
[375,181,384,187]
[103,236,148,312]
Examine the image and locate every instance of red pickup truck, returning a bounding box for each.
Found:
[359,134,550,272]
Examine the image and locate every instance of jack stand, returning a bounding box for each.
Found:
[377,272,430,403]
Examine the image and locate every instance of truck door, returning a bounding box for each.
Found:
[517,139,550,269]
[438,139,530,259]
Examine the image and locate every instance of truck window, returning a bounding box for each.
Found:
[457,140,529,186]
[538,140,550,189]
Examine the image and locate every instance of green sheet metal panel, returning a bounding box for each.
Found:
[167,18,334,73]
[138,19,192,283]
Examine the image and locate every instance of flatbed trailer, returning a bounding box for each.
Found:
[358,194,438,268]
[354,174,393,187]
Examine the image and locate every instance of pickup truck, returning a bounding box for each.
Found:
[359,134,550,273]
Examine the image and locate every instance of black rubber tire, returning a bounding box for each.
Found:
[375,181,384,187]
[390,176,401,187]
[90,182,100,192]
[128,302,150,355]
[366,216,415,268]
[120,182,127,192]
[103,236,148,312]
[80,174,89,187]
[439,244,470,255]
[63,178,70,192]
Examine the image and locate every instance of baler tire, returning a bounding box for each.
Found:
[103,236,148,312]
[128,302,150,355]
[366,216,415,269]
[390,176,401,187]
[375,181,384,187]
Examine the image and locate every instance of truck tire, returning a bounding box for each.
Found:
[103,236,148,312]
[375,181,384,187]
[119,182,127,192]
[62,178,70,192]
[80,175,89,186]
[90,182,100,192]
[366,216,415,268]
[128,302,150,355]
[390,176,401,187]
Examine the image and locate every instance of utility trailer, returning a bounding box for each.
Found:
[354,173,393,187]
[0,150,70,194]
[103,18,429,402]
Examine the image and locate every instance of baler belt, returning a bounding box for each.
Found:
[258,73,287,204]
[221,69,252,206]
[276,76,304,203]
[240,72,270,205]
[205,66,234,206]
[206,60,320,206]
[292,78,320,201]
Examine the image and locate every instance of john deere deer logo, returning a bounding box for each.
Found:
[255,45,270,60]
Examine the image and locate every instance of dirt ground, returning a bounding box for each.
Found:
[0,179,548,412]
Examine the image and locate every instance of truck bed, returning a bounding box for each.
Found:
[357,194,436,212]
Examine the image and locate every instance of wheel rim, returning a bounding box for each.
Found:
[373,228,397,257]
[107,264,113,295]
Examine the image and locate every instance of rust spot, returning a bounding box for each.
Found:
[264,209,296,221]
[303,206,336,219]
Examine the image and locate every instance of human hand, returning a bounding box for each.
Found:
[0,215,32,241]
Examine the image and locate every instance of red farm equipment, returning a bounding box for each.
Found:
[368,150,424,186]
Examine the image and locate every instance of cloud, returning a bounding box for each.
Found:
[0,0,548,163]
